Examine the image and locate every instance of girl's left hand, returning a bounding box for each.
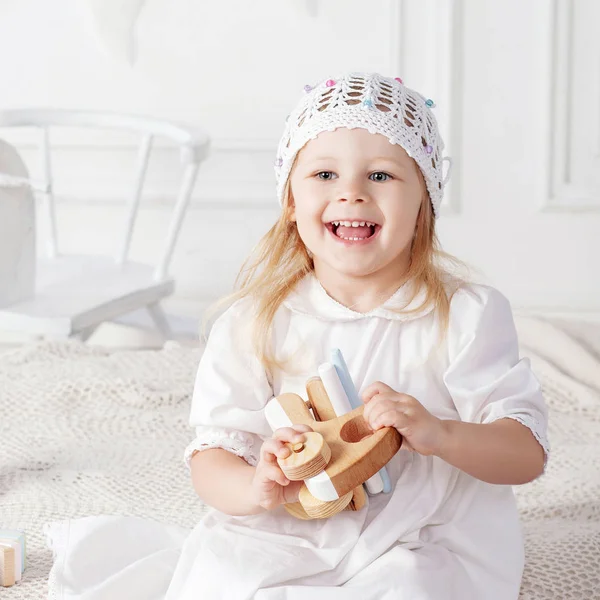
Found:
[362,381,447,456]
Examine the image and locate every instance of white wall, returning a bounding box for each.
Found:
[0,0,598,329]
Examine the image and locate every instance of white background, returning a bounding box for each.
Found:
[0,0,598,328]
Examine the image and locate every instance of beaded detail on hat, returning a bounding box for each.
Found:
[275,72,450,218]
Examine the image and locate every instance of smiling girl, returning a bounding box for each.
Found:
[170,72,549,600]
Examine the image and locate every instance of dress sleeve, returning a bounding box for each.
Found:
[443,286,550,461]
[184,298,274,469]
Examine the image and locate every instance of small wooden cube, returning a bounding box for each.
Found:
[0,529,25,585]
[0,545,15,587]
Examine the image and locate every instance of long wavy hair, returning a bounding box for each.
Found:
[202,172,468,376]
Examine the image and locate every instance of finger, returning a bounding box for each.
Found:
[361,381,395,403]
[363,399,378,424]
[386,393,419,411]
[258,464,290,487]
[283,480,304,504]
[364,398,397,425]
[260,438,290,463]
[371,410,403,430]
[292,424,313,434]
[363,394,393,422]
[273,427,308,445]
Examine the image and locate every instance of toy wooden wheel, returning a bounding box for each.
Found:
[283,502,313,520]
[298,485,354,519]
[277,432,331,481]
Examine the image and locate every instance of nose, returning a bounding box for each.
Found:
[337,178,369,204]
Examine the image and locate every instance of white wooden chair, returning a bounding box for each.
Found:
[0,109,210,341]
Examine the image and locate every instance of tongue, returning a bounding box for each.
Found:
[336,225,372,239]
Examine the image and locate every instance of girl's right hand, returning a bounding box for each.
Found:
[251,425,313,511]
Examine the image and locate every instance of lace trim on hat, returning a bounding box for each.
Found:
[275,72,450,217]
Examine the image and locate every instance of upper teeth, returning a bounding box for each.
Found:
[332,221,376,227]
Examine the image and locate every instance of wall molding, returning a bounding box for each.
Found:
[1,132,277,152]
[543,0,600,212]
[53,196,278,210]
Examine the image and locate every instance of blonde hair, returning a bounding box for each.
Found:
[203,174,468,376]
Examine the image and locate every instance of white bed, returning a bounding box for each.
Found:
[1,316,599,599]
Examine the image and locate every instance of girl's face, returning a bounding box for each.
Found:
[289,128,425,286]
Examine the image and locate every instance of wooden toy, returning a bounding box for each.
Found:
[0,529,25,587]
[0,545,15,587]
[319,359,384,495]
[330,349,392,494]
[298,376,368,518]
[0,530,25,570]
[265,376,402,519]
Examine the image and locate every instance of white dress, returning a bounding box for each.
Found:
[165,274,550,600]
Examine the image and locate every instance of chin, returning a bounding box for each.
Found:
[325,261,379,279]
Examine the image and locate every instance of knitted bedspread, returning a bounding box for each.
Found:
[1,317,599,599]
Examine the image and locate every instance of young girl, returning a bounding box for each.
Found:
[167,72,549,600]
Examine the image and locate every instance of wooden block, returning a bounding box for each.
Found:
[0,531,24,584]
[306,377,337,421]
[309,371,370,513]
[273,393,315,426]
[328,350,390,494]
[0,545,15,587]
[318,363,354,417]
[0,530,25,571]
[324,406,400,499]
[346,485,368,512]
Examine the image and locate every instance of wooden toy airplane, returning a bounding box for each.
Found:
[265,351,402,520]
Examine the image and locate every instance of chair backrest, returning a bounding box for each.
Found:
[0,138,36,308]
[0,109,210,281]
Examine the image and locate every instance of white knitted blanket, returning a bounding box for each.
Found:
[0,317,599,599]
[0,340,209,599]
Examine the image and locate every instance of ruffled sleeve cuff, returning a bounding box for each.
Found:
[183,428,259,469]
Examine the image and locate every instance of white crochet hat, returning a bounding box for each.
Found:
[274,72,452,218]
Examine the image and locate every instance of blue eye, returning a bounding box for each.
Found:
[369,172,391,182]
[317,171,336,180]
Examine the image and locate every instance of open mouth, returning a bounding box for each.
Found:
[325,220,380,242]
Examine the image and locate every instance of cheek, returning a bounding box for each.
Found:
[295,210,326,242]
[386,204,420,241]
[387,184,422,225]
[291,188,327,227]
[291,204,324,246]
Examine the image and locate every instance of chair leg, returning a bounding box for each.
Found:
[147,303,173,340]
